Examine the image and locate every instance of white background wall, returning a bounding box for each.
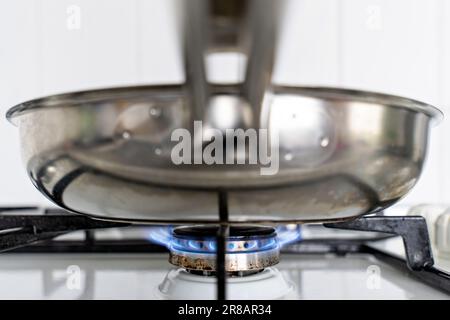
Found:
[0,0,449,207]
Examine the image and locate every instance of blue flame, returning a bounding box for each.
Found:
[208,241,217,251]
[146,224,301,253]
[276,224,302,247]
[147,226,174,247]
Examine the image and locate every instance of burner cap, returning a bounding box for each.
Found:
[168,225,280,273]
[173,226,276,238]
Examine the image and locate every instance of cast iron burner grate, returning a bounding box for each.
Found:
[0,203,443,299]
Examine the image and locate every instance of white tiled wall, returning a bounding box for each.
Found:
[0,0,449,207]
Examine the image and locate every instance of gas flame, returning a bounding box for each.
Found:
[146,224,301,251]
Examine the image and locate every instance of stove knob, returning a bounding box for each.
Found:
[407,204,447,245]
[436,210,450,259]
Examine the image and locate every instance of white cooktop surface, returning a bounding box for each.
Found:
[0,253,447,299]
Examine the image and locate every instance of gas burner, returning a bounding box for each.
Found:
[158,225,297,299]
[168,226,279,274]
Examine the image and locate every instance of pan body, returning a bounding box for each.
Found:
[6,85,442,223]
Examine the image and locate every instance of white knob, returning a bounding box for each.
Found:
[436,210,450,259]
[407,204,447,246]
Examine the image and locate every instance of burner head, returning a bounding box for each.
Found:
[168,226,280,274]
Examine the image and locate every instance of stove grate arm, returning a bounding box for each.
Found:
[0,210,129,253]
[325,215,434,271]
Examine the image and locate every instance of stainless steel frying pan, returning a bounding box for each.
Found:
[5,0,443,224]
[6,84,442,223]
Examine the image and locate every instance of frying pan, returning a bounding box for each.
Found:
[6,84,442,223]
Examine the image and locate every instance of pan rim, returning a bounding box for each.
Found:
[5,84,443,125]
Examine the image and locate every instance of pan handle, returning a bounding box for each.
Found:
[241,0,279,128]
[182,0,210,123]
[181,0,281,127]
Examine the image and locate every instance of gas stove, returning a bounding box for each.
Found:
[2,0,448,305]
[0,205,449,300]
